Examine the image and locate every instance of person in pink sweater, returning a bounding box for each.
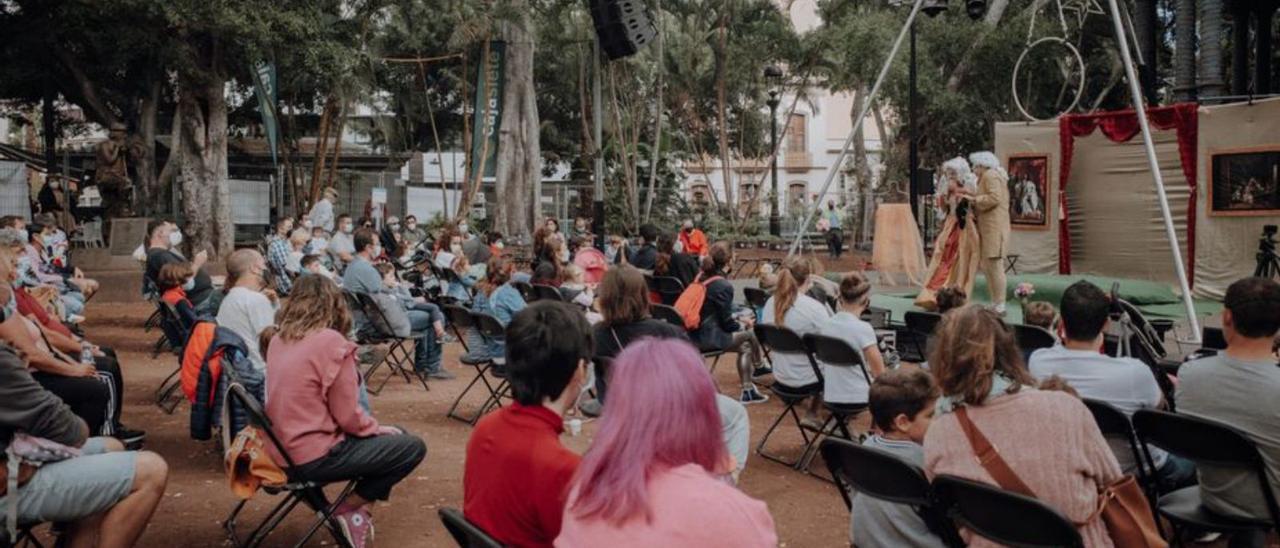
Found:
[556,338,777,547]
[923,304,1122,547]
[264,275,426,548]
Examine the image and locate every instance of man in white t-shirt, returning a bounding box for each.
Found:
[1028,280,1195,493]
[216,249,278,372]
[328,214,356,269]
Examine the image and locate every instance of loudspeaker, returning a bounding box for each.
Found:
[914,168,936,195]
[589,0,658,60]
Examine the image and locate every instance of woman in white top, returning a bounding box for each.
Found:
[818,272,886,405]
[762,258,832,423]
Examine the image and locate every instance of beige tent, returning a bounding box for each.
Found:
[996,97,1280,300]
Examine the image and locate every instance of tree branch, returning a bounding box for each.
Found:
[51,46,120,127]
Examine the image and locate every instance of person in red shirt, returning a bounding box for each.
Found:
[464,300,593,547]
[678,219,709,257]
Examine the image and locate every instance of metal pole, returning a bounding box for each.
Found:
[1103,0,1202,342]
[768,97,780,237]
[908,21,919,222]
[592,38,606,250]
[788,0,926,257]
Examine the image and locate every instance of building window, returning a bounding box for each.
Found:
[785,114,806,153]
[787,182,807,215]
[690,182,711,210]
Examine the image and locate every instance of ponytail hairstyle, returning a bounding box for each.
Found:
[772,257,812,321]
[838,271,872,308]
[700,241,733,278]
[654,231,675,276]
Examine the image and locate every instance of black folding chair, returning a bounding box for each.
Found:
[1201,326,1227,351]
[802,333,871,445]
[445,310,506,425]
[1133,409,1280,543]
[651,276,685,306]
[154,301,190,414]
[753,323,825,470]
[532,284,564,302]
[651,304,726,374]
[820,439,964,548]
[902,310,942,363]
[222,384,357,548]
[470,313,512,417]
[438,507,503,548]
[442,304,474,354]
[861,306,893,329]
[510,280,534,302]
[1013,324,1057,355]
[743,286,771,312]
[346,291,430,395]
[1082,398,1159,505]
[934,474,1084,548]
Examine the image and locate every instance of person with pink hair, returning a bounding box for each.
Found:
[555,338,777,547]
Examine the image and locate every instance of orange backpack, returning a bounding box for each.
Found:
[673,275,723,331]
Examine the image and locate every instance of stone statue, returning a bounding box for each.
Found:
[95,122,133,217]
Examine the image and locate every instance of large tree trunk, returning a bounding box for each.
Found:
[713,6,736,223]
[1135,0,1161,102]
[325,98,349,188]
[1173,0,1198,101]
[135,80,161,215]
[1198,0,1226,99]
[176,71,232,257]
[494,10,539,240]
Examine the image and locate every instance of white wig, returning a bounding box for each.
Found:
[969,151,1001,170]
[941,156,971,178]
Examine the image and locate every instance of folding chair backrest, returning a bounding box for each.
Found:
[743,287,771,310]
[353,291,399,339]
[1082,398,1154,483]
[754,323,808,355]
[1014,324,1056,354]
[227,383,300,470]
[861,306,892,329]
[804,333,871,385]
[473,312,506,341]
[821,438,931,509]
[443,304,475,329]
[438,507,503,548]
[653,276,685,305]
[510,280,534,302]
[934,474,1084,548]
[533,284,563,302]
[904,311,942,335]
[1133,409,1280,525]
[650,304,686,330]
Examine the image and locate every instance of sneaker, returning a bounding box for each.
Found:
[334,508,374,548]
[113,426,147,449]
[751,365,774,380]
[426,370,456,380]
[993,303,1007,316]
[740,388,770,405]
[578,398,602,418]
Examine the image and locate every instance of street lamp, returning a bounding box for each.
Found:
[764,64,783,237]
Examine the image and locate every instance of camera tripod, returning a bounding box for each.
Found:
[1258,249,1279,279]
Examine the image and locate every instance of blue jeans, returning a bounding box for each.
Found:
[407,310,442,374]
[1154,453,1198,494]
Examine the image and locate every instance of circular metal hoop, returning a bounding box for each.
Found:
[1012,36,1087,122]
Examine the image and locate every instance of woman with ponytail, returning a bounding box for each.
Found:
[761,257,833,424]
[817,272,886,406]
[692,242,770,405]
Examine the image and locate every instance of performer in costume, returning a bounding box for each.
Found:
[967,151,1012,314]
[915,157,982,310]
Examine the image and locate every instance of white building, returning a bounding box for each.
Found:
[679,0,890,232]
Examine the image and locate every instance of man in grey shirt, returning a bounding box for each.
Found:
[1178,277,1280,547]
[328,214,356,269]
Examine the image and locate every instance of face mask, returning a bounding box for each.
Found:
[182,278,196,291]
[0,291,15,322]
[169,230,183,247]
[372,245,383,257]
[341,224,354,234]
[559,248,570,263]
[388,223,400,231]
[494,241,505,250]
[458,223,469,234]
[406,222,417,231]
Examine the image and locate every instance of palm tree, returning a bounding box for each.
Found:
[1198,0,1226,100]
[1174,0,1198,101]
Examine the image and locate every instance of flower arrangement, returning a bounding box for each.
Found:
[1014,282,1036,316]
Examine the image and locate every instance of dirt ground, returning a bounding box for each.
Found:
[68,300,853,548]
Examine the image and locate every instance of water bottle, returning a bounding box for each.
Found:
[80,342,94,365]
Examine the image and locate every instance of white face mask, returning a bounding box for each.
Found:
[182,277,196,291]
[169,229,183,247]
[341,224,353,234]
[372,244,383,257]
[559,247,570,263]
[494,241,505,250]
[458,223,469,234]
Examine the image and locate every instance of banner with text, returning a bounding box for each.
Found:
[469,41,506,180]
[250,62,280,166]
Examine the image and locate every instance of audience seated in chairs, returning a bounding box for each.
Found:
[143,219,218,315]
[556,338,777,546]
[924,304,1122,547]
[1177,276,1280,548]
[374,263,446,337]
[216,250,279,374]
[344,228,449,380]
[853,368,945,547]
[0,342,168,548]
[328,214,357,270]
[819,272,887,408]
[1,249,145,447]
[31,218,99,302]
[654,231,699,288]
[157,262,198,328]
[262,275,427,548]
[265,223,307,296]
[763,257,832,423]
[463,301,591,547]
[1027,280,1196,494]
[692,242,769,405]
[467,256,526,363]
[0,227,86,325]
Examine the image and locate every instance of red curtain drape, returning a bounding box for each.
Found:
[1057,103,1198,285]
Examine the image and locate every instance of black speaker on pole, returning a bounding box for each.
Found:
[914,167,936,195]
[589,0,658,60]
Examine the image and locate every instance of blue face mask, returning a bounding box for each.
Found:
[182,278,196,291]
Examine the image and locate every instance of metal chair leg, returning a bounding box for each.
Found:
[447,362,499,424]
[291,482,358,548]
[755,400,813,469]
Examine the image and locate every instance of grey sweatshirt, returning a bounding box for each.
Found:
[0,344,86,453]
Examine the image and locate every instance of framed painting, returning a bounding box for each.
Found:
[1006,154,1050,229]
[1209,147,1280,217]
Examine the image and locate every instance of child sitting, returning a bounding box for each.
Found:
[444,255,478,304]
[1022,300,1059,334]
[157,262,198,328]
[561,264,602,324]
[301,254,337,281]
[375,263,445,338]
[853,368,946,548]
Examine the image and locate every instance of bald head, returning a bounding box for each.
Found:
[227,249,266,289]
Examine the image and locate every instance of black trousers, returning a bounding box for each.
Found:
[94,348,125,429]
[32,371,110,435]
[291,433,426,502]
[826,228,844,259]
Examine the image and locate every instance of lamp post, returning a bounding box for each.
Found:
[765,65,783,237]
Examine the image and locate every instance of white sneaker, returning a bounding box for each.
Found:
[993,303,1007,316]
